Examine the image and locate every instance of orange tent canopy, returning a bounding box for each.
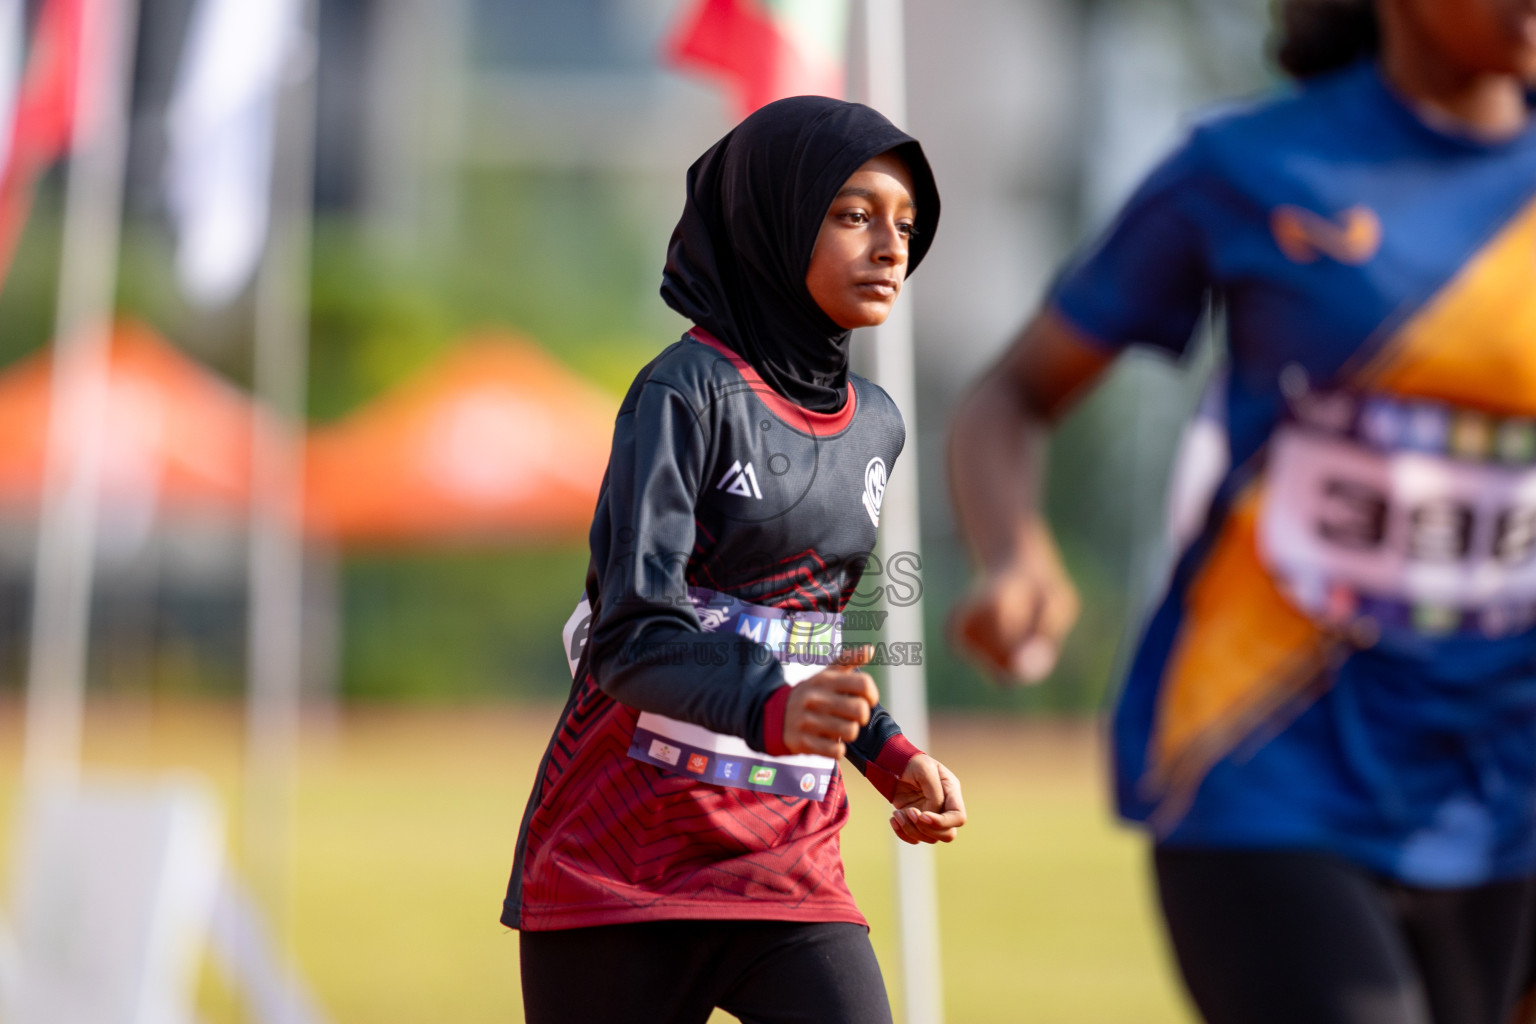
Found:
[0,321,257,515]
[303,335,617,545]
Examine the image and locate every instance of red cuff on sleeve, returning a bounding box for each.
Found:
[874,733,922,778]
[760,686,792,756]
[861,734,923,802]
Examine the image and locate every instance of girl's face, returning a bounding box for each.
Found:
[805,152,918,330]
[1392,0,1536,78]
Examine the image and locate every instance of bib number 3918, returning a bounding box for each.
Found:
[1260,427,1536,612]
[1314,477,1536,565]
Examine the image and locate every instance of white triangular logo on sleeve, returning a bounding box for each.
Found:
[717,460,763,499]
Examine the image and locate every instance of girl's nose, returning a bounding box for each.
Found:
[874,223,907,264]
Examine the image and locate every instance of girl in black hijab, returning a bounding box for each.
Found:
[661,95,941,410]
[504,97,962,1024]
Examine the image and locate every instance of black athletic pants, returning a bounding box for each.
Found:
[519,919,893,1024]
[1155,847,1536,1024]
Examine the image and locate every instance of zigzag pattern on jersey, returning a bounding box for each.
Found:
[690,519,852,612]
[519,674,861,930]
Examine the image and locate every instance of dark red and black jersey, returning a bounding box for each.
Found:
[503,331,920,932]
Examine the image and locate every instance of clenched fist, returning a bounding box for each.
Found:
[781,644,879,758]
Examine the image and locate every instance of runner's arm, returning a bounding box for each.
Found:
[946,310,1112,684]
[948,135,1212,685]
[584,378,789,752]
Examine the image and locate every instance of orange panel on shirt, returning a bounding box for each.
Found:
[1145,485,1333,826]
[1359,196,1536,415]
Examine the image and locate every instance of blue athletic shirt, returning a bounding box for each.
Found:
[1051,59,1536,887]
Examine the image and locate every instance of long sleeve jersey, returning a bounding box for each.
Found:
[503,330,920,931]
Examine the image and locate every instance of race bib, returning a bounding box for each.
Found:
[1258,390,1536,639]
[562,589,841,800]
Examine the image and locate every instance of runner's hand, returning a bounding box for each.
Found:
[950,517,1079,686]
[782,645,878,758]
[889,754,966,844]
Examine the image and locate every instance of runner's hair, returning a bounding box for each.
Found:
[1273,0,1379,79]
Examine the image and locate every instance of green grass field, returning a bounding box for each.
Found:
[0,704,1196,1023]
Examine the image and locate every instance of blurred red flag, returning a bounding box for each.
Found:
[0,0,87,285]
[666,0,847,118]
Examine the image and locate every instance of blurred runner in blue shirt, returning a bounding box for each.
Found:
[950,1,1536,1022]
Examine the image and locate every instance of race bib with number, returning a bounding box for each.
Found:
[562,589,841,801]
[1259,389,1536,640]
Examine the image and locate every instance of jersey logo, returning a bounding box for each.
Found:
[1271,205,1381,265]
[717,460,763,499]
[696,606,731,631]
[862,457,887,527]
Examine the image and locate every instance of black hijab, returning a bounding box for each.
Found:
[660,96,940,412]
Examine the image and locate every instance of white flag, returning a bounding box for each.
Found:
[164,0,300,307]
[0,0,23,176]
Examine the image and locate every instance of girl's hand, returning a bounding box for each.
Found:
[950,517,1079,686]
[781,645,879,758]
[889,754,966,844]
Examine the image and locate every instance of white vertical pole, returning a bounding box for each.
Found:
[860,3,944,1022]
[23,0,142,791]
[245,0,317,946]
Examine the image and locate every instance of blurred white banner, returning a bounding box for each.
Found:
[165,0,301,307]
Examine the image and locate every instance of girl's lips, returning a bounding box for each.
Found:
[856,281,900,297]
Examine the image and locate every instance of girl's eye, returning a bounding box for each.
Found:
[898,221,917,238]
[841,209,869,225]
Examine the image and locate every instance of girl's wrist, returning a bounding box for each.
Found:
[760,685,793,756]
[980,514,1054,577]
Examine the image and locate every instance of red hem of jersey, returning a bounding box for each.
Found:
[761,685,792,756]
[689,328,858,436]
[516,902,869,932]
